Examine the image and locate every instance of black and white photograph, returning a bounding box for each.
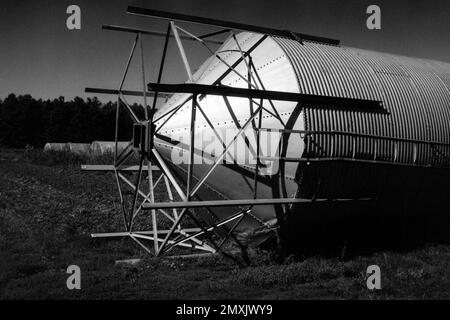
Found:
[0,0,449,308]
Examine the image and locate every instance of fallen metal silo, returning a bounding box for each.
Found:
[153,30,450,250]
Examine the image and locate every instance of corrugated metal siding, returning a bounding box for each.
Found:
[273,38,450,167]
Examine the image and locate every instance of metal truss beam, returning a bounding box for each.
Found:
[102,25,223,45]
[91,228,201,237]
[85,87,169,99]
[141,197,374,210]
[147,82,384,111]
[126,6,340,45]
[81,164,159,171]
[92,231,214,252]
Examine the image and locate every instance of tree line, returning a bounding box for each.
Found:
[0,94,145,148]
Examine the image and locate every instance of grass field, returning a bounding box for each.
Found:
[1,149,450,299]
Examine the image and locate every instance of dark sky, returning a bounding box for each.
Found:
[1,0,449,101]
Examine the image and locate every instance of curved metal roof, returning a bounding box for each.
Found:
[273,37,450,166]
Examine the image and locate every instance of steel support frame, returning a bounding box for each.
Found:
[84,26,224,257]
[84,10,382,261]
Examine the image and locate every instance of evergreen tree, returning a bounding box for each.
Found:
[0,94,141,148]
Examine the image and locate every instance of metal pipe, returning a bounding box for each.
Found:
[151,23,171,116]
[126,6,340,45]
[141,197,372,210]
[139,33,149,119]
[102,24,222,45]
[186,95,197,197]
[119,34,139,91]
[147,83,384,109]
[171,22,193,81]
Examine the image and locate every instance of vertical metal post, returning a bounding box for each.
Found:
[250,56,259,199]
[248,57,258,144]
[147,160,158,252]
[187,94,197,198]
[139,33,149,120]
[114,97,120,164]
[151,23,171,117]
[113,95,127,230]
[253,105,263,199]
